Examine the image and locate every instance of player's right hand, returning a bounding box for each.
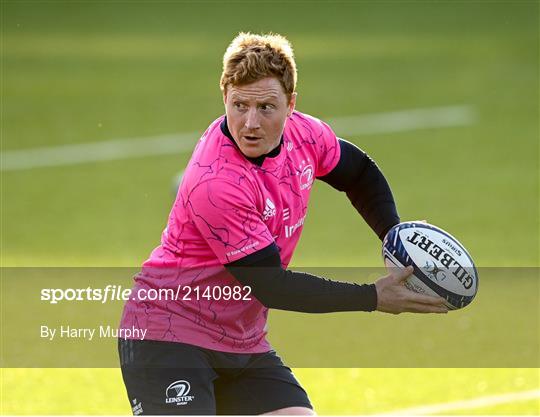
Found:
[374,262,448,314]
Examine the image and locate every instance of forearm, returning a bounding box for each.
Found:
[225,243,377,313]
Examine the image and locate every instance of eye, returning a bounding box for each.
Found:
[260,103,275,112]
[233,102,247,111]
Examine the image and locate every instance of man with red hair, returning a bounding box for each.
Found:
[119,32,446,415]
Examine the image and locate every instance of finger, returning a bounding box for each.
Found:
[384,258,400,269]
[406,304,448,314]
[407,292,447,306]
[394,265,414,282]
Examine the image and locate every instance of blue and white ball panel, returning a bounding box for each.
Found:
[382,222,478,310]
[383,249,441,298]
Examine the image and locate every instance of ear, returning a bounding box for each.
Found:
[287,92,297,117]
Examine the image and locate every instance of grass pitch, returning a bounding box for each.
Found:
[1,1,538,415]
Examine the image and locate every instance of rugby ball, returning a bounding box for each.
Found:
[382,221,478,310]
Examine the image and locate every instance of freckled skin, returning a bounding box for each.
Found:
[223,77,297,158]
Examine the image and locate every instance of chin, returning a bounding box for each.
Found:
[241,148,264,158]
[238,142,265,158]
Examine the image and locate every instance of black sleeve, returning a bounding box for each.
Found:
[225,243,378,313]
[318,138,400,240]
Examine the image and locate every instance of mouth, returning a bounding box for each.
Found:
[243,135,262,143]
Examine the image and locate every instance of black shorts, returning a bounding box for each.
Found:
[118,339,312,415]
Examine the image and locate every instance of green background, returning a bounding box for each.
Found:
[1,0,538,415]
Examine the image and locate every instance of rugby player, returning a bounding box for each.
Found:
[118,32,448,415]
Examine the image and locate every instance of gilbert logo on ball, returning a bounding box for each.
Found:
[382,221,478,310]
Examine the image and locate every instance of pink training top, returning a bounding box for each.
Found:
[120,110,341,353]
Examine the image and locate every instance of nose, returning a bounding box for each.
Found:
[245,108,260,130]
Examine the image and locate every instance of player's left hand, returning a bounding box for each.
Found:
[374,261,448,315]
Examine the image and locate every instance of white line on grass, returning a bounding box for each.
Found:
[376,389,540,416]
[1,132,199,172]
[1,105,476,171]
[327,104,476,137]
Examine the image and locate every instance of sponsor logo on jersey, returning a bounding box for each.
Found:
[285,214,307,238]
[165,380,195,406]
[263,198,276,221]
